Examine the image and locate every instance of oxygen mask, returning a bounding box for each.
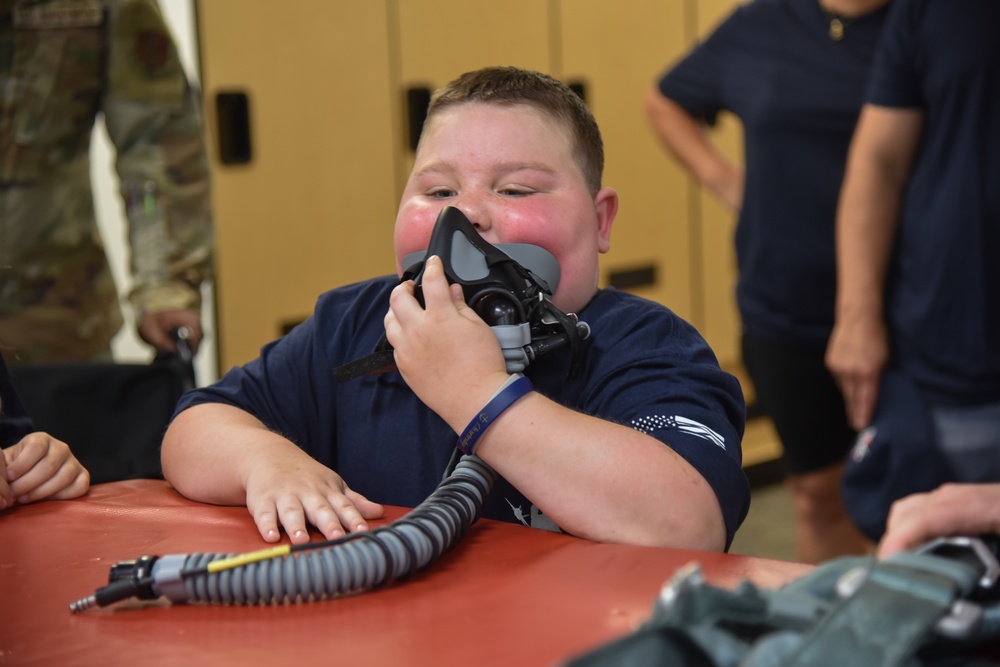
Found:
[334,206,590,380]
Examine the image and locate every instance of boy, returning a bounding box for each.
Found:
[162,67,749,551]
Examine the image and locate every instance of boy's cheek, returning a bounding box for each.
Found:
[394,202,442,266]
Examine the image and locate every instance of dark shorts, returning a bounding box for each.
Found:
[930,400,1000,483]
[741,331,855,475]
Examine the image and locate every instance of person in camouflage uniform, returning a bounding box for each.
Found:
[0,0,213,363]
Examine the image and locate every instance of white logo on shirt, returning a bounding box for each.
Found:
[630,415,726,450]
[505,498,560,532]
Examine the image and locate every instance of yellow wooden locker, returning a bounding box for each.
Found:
[559,0,693,320]
[691,0,743,371]
[198,1,400,368]
[390,0,554,187]
[690,0,781,465]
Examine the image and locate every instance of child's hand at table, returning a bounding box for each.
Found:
[243,448,384,545]
[1,432,89,509]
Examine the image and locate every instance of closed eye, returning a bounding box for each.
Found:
[498,186,535,196]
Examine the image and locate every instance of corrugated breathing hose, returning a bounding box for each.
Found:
[69,454,496,611]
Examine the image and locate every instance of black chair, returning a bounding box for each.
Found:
[8,352,194,484]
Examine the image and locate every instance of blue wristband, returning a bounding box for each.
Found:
[456,375,534,455]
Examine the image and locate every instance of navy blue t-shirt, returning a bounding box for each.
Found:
[176,276,750,548]
[867,0,1000,403]
[657,0,888,349]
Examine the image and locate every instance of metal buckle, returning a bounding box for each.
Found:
[934,600,984,640]
[914,536,1000,592]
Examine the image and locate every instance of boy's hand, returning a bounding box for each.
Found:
[2,432,90,506]
[384,255,510,431]
[243,453,384,545]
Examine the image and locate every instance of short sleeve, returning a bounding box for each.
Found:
[656,6,749,123]
[865,0,925,109]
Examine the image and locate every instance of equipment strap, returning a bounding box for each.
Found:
[563,538,1000,667]
[779,560,965,666]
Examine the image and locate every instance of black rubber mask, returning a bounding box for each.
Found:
[400,206,560,326]
[334,207,589,381]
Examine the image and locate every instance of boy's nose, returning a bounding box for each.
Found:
[456,200,496,238]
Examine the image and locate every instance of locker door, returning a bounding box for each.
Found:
[559,0,693,320]
[691,0,743,370]
[199,1,399,368]
[391,0,554,187]
[692,0,781,467]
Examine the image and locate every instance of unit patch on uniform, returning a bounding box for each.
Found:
[133,28,170,74]
[110,0,185,103]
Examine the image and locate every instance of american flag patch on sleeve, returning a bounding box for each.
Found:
[631,415,727,450]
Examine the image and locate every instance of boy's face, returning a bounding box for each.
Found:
[394,102,618,314]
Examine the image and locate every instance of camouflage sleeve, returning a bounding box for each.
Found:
[102,0,213,316]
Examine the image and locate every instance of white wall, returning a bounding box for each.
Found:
[90,0,218,384]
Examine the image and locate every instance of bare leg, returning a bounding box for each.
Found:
[785,462,870,563]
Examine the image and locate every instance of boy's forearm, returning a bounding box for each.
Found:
[475,393,727,551]
[162,403,279,506]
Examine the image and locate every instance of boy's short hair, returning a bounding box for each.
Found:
[426,66,604,195]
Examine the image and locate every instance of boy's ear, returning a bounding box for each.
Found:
[594,187,619,254]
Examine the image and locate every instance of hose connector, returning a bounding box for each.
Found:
[69,554,161,613]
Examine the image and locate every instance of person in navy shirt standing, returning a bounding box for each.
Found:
[645,0,891,562]
[827,0,1000,510]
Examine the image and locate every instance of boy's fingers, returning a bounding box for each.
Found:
[327,494,372,534]
[306,502,346,540]
[419,256,453,308]
[347,490,385,521]
[394,278,416,298]
[275,501,311,545]
[450,283,478,319]
[251,503,282,543]
[387,279,423,323]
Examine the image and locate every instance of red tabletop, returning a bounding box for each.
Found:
[0,479,811,667]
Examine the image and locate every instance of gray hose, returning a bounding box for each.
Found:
[149,455,496,605]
